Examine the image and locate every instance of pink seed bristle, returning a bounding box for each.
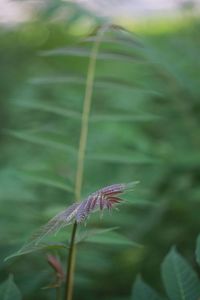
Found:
[90,196,98,210]
[109,197,122,204]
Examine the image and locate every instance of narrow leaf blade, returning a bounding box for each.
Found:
[86,152,158,164]
[75,226,119,244]
[90,113,160,123]
[7,130,77,154]
[40,47,142,62]
[5,243,66,261]
[20,170,74,192]
[82,231,141,247]
[17,101,81,120]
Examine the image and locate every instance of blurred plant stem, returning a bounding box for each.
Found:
[64,25,107,300]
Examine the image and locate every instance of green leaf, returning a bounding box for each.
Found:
[0,275,22,300]
[40,47,142,62]
[90,113,160,123]
[82,36,142,49]
[86,152,159,164]
[81,230,141,247]
[132,276,163,300]
[17,101,81,120]
[30,75,85,85]
[19,170,74,192]
[5,242,66,261]
[17,100,159,123]
[195,234,200,266]
[7,130,77,154]
[161,248,200,300]
[75,226,119,244]
[95,77,139,90]
[82,24,142,48]
[30,75,141,91]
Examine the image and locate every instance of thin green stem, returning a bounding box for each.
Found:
[64,222,77,300]
[64,25,107,300]
[74,29,105,202]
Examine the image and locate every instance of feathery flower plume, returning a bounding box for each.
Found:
[26,182,138,247]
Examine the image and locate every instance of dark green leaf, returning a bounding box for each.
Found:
[0,275,22,300]
[17,100,159,123]
[19,170,74,192]
[30,75,85,86]
[17,101,81,120]
[75,226,119,244]
[132,276,163,300]
[7,130,77,155]
[86,152,159,164]
[161,248,200,300]
[90,113,160,123]
[81,230,141,247]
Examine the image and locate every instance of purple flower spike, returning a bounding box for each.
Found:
[31,181,138,245]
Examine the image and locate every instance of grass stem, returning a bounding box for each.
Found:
[64,25,107,300]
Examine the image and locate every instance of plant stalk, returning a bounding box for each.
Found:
[64,222,77,300]
[64,25,107,300]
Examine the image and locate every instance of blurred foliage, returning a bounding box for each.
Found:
[0,274,22,300]
[132,238,200,300]
[0,2,200,300]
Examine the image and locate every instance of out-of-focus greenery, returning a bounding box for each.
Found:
[0,3,200,300]
[132,243,200,300]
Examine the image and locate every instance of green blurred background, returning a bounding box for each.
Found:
[0,1,200,299]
